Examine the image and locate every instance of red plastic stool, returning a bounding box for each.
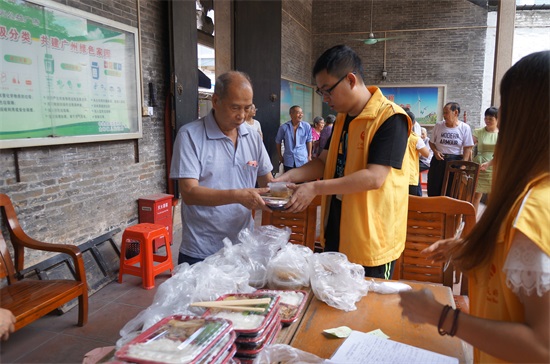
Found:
[420,169,428,192]
[118,223,174,289]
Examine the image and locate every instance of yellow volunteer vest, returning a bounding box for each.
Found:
[321,86,412,267]
[407,132,420,185]
[469,173,550,363]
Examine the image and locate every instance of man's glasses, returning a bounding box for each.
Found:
[315,72,355,97]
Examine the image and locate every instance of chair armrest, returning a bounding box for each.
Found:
[11,233,86,283]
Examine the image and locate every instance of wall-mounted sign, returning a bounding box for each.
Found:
[0,0,142,149]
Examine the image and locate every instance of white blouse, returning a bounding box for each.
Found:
[503,237,550,298]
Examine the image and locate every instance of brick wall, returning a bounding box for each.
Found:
[0,0,170,266]
[311,0,487,129]
[281,0,313,85]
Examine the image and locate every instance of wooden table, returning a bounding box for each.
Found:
[279,280,471,363]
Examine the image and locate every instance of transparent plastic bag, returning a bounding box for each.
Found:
[118,226,291,348]
[253,344,326,364]
[234,226,291,288]
[368,279,412,294]
[267,243,313,290]
[309,252,370,311]
[118,252,253,347]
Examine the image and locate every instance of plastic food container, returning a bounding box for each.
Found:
[256,289,308,325]
[203,293,280,337]
[261,196,289,211]
[196,330,235,364]
[205,342,237,364]
[115,315,233,364]
[234,320,282,361]
[234,311,281,349]
[267,182,291,198]
[268,274,305,290]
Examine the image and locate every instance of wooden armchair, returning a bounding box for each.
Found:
[261,195,321,251]
[441,160,480,203]
[0,193,88,331]
[393,196,476,296]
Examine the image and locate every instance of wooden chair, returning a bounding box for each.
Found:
[0,193,88,331]
[441,160,480,203]
[393,196,476,299]
[261,195,321,251]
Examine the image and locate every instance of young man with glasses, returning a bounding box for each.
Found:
[276,45,411,279]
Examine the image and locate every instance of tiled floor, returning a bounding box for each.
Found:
[0,208,261,364]
[0,215,186,364]
[0,264,173,364]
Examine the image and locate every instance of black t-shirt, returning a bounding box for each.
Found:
[323,113,409,253]
[324,113,409,173]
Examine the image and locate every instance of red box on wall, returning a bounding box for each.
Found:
[138,193,174,251]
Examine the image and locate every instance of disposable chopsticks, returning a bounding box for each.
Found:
[191,298,271,306]
[192,305,266,312]
[190,298,271,312]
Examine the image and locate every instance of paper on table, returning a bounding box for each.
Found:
[323,326,352,338]
[365,328,389,339]
[326,330,459,364]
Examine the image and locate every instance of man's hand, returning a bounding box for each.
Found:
[0,308,15,341]
[284,182,316,213]
[237,187,270,211]
[433,149,444,160]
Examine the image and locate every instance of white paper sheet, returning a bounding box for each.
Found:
[326,330,459,364]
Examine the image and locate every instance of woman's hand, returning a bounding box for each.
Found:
[399,289,443,326]
[422,238,462,264]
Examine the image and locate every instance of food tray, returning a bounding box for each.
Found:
[256,289,308,325]
[235,320,282,360]
[203,293,280,337]
[196,330,236,364]
[115,315,232,364]
[220,344,238,364]
[234,311,281,348]
[207,342,237,364]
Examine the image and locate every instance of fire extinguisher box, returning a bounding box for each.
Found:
[138,193,174,251]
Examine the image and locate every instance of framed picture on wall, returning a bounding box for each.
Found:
[378,85,446,125]
[0,0,142,149]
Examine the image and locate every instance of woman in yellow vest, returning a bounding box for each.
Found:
[398,51,550,363]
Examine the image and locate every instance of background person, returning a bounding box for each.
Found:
[406,110,430,196]
[170,71,273,265]
[276,105,312,172]
[318,114,336,155]
[472,106,499,212]
[275,45,411,279]
[427,102,474,196]
[419,127,432,173]
[311,116,325,157]
[399,50,550,364]
[244,103,263,139]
